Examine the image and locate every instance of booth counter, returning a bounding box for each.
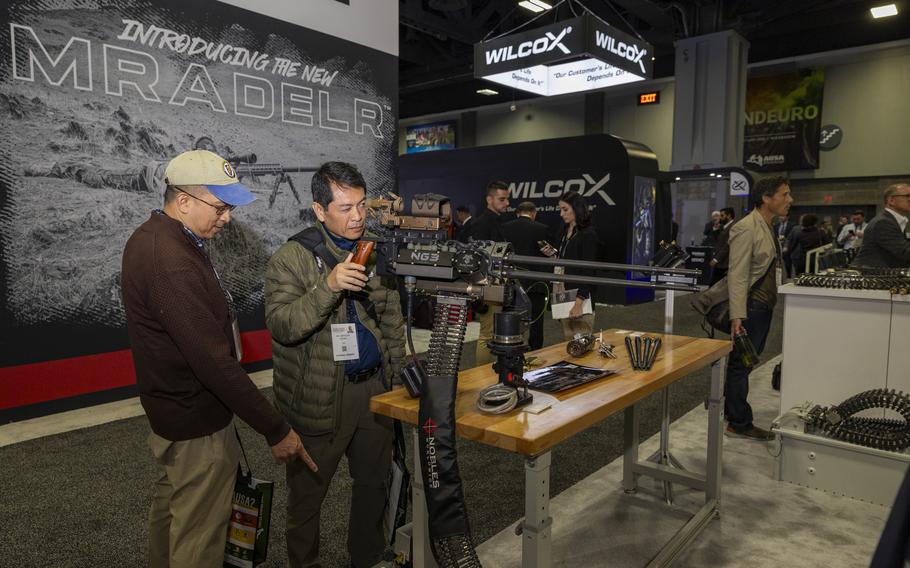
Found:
[776,283,910,505]
[778,283,910,414]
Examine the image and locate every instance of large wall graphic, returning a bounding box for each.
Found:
[0,0,397,417]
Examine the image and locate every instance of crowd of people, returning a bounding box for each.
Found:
[705,183,910,280]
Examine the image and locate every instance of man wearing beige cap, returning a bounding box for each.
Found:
[121,149,317,567]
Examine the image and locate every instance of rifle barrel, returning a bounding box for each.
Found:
[234,164,319,173]
[503,269,700,293]
[507,254,699,275]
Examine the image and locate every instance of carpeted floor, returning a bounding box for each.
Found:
[0,296,783,567]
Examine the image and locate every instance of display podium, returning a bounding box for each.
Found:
[776,283,910,505]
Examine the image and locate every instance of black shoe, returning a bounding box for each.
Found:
[725,425,774,441]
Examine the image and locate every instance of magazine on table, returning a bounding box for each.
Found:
[523,361,615,393]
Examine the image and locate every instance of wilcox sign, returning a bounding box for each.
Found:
[507,173,615,205]
[483,25,574,65]
[474,14,653,90]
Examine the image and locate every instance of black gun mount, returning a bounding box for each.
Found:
[364,193,700,568]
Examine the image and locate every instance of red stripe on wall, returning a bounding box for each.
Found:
[0,330,273,410]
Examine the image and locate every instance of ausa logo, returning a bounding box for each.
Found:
[484,26,573,65]
[508,173,614,205]
[746,154,785,168]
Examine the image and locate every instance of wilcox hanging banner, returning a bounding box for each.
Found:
[474,14,653,97]
[743,69,825,172]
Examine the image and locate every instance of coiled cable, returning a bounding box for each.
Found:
[476,383,519,414]
[807,389,910,452]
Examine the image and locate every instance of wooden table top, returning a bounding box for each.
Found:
[370,329,731,456]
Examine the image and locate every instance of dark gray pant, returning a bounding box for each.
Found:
[285,376,393,568]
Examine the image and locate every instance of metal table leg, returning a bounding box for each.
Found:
[705,357,726,505]
[412,430,438,568]
[622,404,640,493]
[645,291,687,504]
[645,356,726,567]
[521,451,553,568]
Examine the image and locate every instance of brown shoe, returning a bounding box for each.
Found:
[725,425,774,441]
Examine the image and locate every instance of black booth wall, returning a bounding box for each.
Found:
[397,134,673,304]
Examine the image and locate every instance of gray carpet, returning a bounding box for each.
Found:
[0,297,782,567]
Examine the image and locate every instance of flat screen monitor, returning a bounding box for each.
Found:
[406,120,456,153]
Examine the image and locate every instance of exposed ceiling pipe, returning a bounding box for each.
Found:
[668,2,690,37]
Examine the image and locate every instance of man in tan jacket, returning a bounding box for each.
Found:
[726,176,792,440]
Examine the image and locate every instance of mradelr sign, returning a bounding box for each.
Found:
[474,14,653,96]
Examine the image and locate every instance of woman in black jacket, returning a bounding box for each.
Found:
[555,191,599,340]
[790,214,831,275]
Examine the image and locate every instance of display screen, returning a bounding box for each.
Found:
[406,121,456,153]
[632,176,656,274]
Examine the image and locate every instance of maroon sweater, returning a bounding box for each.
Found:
[121,213,289,445]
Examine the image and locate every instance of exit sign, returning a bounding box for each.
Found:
[638,91,660,105]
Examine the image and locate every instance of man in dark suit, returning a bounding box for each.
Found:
[467,181,511,364]
[502,201,549,350]
[852,183,910,268]
[703,211,722,246]
[775,213,797,277]
[709,207,736,285]
[454,205,473,242]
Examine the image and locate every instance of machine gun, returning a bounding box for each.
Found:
[227,154,319,208]
[364,193,699,568]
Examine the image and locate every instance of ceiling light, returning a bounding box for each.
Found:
[476,88,499,95]
[871,4,898,18]
[518,0,552,13]
[675,177,681,181]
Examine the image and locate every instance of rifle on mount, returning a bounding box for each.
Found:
[228,154,319,208]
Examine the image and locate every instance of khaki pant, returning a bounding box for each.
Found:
[561,312,595,341]
[148,423,240,568]
[474,302,502,366]
[285,376,393,568]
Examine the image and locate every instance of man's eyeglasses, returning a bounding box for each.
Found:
[173,187,235,216]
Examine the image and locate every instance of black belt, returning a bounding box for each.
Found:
[346,366,379,383]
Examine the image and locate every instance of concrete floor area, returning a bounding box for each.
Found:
[476,355,891,567]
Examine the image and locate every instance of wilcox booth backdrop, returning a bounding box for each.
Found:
[397,134,674,304]
[0,0,397,420]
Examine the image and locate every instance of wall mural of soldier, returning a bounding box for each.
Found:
[0,0,397,411]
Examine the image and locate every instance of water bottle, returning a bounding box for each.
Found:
[733,329,759,368]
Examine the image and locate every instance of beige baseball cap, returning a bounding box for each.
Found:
[164,149,255,206]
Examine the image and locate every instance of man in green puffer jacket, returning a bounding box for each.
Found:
[265,162,406,568]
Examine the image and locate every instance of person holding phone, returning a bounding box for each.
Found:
[555,191,599,340]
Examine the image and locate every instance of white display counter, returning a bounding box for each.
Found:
[779,283,910,414]
[776,283,910,504]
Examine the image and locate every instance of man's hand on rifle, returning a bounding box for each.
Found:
[327,253,369,292]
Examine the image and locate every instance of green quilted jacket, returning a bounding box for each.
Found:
[265,222,406,435]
